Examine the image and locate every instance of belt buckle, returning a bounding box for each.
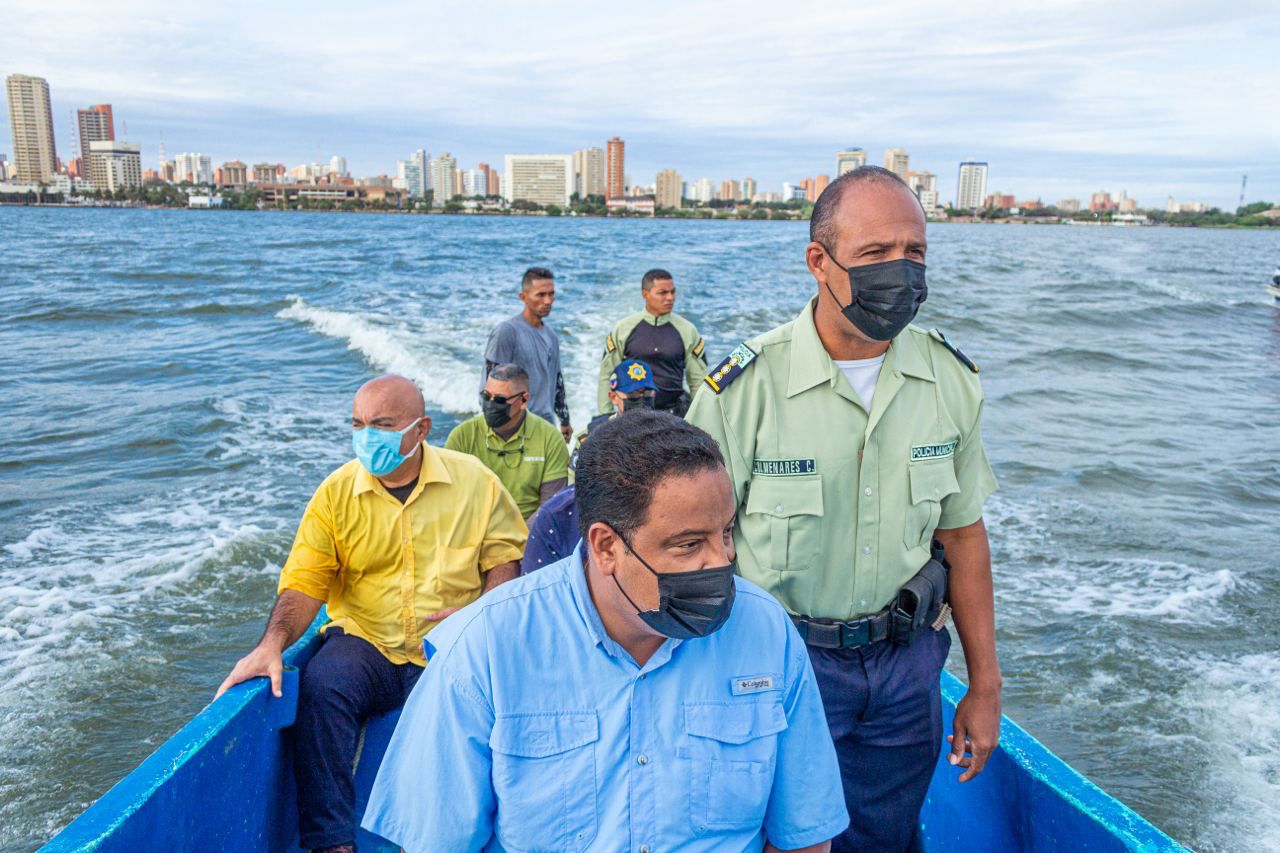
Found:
[840,619,870,648]
[804,620,842,649]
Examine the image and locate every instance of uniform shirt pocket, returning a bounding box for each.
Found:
[681,697,788,833]
[905,461,961,549]
[744,475,824,572]
[490,711,599,852]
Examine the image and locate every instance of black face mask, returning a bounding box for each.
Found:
[611,536,736,640]
[821,250,927,341]
[621,395,656,413]
[481,392,523,429]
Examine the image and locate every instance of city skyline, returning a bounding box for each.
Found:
[1,2,1277,209]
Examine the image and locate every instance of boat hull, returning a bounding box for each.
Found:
[42,619,1183,852]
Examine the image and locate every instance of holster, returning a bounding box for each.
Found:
[889,539,951,646]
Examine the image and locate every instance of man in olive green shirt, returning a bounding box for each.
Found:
[596,268,707,416]
[447,363,569,519]
[687,166,1001,852]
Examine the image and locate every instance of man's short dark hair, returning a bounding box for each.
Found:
[809,166,914,251]
[641,268,673,291]
[487,362,529,389]
[521,267,555,290]
[576,409,725,543]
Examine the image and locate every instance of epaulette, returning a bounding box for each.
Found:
[704,343,757,394]
[691,337,705,359]
[604,333,616,354]
[929,329,978,374]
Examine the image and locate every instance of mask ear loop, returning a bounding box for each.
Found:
[818,243,854,313]
[609,531,659,615]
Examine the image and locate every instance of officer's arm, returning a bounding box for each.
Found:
[684,329,708,396]
[596,329,624,414]
[936,518,1001,781]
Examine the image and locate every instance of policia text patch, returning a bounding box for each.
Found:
[752,458,817,476]
[910,441,958,461]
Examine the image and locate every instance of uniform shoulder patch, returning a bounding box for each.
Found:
[691,337,705,359]
[929,329,979,374]
[605,333,616,354]
[704,343,757,394]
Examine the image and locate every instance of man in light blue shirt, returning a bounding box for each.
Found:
[363,410,848,852]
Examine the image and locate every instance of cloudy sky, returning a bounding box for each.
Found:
[3,0,1277,208]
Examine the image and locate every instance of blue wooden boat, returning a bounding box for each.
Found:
[42,615,1184,852]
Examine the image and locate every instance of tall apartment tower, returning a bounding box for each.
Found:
[574,146,605,198]
[883,148,910,180]
[606,137,625,199]
[6,74,58,182]
[956,162,989,210]
[742,177,757,201]
[503,154,573,207]
[835,147,867,177]
[431,152,457,204]
[88,141,141,192]
[77,104,115,185]
[655,168,682,209]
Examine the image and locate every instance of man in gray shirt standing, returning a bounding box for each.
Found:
[483,267,573,441]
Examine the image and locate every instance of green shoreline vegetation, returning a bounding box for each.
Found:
[3,183,1277,228]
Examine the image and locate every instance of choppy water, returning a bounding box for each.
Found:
[1,208,1277,852]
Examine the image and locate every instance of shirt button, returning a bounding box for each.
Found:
[639,674,647,680]
[641,847,651,853]
[863,545,871,554]
[860,599,867,607]
[864,487,872,496]
[774,504,783,513]
[637,755,649,766]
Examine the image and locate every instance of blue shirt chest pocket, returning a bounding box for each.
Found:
[490,711,599,852]
[679,695,788,834]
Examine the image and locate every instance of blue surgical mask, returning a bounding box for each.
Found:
[352,417,421,477]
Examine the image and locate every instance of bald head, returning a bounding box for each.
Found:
[352,374,427,431]
[810,166,921,254]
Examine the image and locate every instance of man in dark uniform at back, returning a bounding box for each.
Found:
[596,269,707,416]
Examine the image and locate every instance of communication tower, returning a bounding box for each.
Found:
[1239,174,1247,211]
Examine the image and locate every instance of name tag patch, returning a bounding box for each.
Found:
[752,458,817,477]
[523,456,545,462]
[731,674,777,695]
[910,441,957,461]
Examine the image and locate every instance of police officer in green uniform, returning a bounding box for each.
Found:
[596,269,708,416]
[686,166,1002,852]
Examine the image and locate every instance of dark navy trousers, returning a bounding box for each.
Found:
[808,626,951,852]
[293,628,422,850]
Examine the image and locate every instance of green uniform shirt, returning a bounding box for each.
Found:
[444,412,569,519]
[596,310,708,414]
[686,297,998,621]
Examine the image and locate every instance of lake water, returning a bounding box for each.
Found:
[1,208,1277,851]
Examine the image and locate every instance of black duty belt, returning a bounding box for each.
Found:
[792,542,951,650]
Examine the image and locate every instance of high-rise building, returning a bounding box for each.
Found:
[173,152,213,184]
[477,162,492,196]
[6,74,58,183]
[907,170,936,194]
[720,179,741,201]
[573,147,604,198]
[956,161,988,210]
[252,162,276,184]
[814,174,829,199]
[655,168,682,209]
[88,140,141,192]
[742,177,757,201]
[76,104,115,187]
[454,167,465,198]
[691,177,714,203]
[396,149,429,197]
[464,168,487,197]
[503,153,574,207]
[606,137,625,199]
[835,147,867,177]
[219,160,248,186]
[431,152,457,204]
[0,153,9,181]
[1089,190,1116,212]
[801,178,815,201]
[328,155,348,178]
[883,148,909,180]
[488,168,501,197]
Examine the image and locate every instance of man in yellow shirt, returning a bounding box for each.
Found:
[215,374,526,853]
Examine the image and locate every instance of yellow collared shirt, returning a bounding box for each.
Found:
[277,443,527,666]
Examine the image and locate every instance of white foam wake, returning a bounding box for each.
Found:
[277,296,482,416]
